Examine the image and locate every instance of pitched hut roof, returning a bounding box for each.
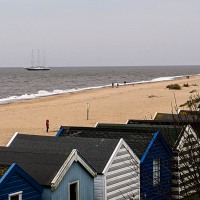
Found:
[57,126,156,159]
[0,147,73,186]
[0,146,96,189]
[129,114,200,137]
[8,134,120,174]
[105,121,184,148]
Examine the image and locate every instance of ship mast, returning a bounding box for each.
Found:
[31,50,34,67]
[43,51,46,67]
[37,49,40,67]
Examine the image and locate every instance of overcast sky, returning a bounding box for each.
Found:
[1,0,200,67]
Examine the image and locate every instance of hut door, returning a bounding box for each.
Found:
[69,181,78,200]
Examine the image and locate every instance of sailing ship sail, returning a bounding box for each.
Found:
[26,50,50,71]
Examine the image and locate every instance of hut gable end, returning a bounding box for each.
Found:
[0,163,42,200]
[173,125,200,198]
[102,139,140,200]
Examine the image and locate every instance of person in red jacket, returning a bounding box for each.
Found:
[46,119,49,133]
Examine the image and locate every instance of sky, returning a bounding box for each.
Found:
[0,0,200,67]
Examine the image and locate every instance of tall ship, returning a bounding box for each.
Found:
[25,50,50,71]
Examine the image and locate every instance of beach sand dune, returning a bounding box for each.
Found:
[0,76,199,146]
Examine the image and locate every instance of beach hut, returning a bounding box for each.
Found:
[126,119,200,199]
[0,147,96,200]
[0,163,43,200]
[8,133,140,200]
[56,126,172,200]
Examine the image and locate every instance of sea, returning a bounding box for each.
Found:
[0,65,200,105]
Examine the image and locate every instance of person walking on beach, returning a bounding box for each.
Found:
[46,119,49,133]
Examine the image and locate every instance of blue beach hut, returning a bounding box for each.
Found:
[139,131,172,200]
[0,147,96,200]
[0,163,43,200]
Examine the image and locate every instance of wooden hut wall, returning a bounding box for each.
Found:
[0,164,42,200]
[105,144,140,200]
[94,175,105,200]
[42,162,94,200]
[171,152,180,199]
[140,134,172,200]
[175,126,200,199]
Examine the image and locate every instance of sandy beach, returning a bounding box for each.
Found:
[0,75,200,146]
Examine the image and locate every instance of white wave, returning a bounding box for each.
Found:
[117,75,186,86]
[0,91,59,104]
[0,74,196,105]
[0,86,107,104]
[151,75,183,82]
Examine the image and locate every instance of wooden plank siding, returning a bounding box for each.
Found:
[170,126,200,199]
[171,153,181,199]
[94,175,105,200]
[106,144,140,200]
[42,162,94,200]
[0,164,42,200]
[0,173,41,200]
[174,126,200,199]
[140,134,172,200]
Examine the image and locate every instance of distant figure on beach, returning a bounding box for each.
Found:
[112,82,114,88]
[46,119,49,133]
[124,81,126,85]
[116,83,119,88]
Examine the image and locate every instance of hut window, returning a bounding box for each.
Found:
[153,158,160,185]
[68,180,79,200]
[9,191,22,200]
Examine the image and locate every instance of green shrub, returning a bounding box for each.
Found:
[192,83,198,86]
[190,90,197,93]
[166,84,181,90]
[180,97,200,107]
[183,83,189,87]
